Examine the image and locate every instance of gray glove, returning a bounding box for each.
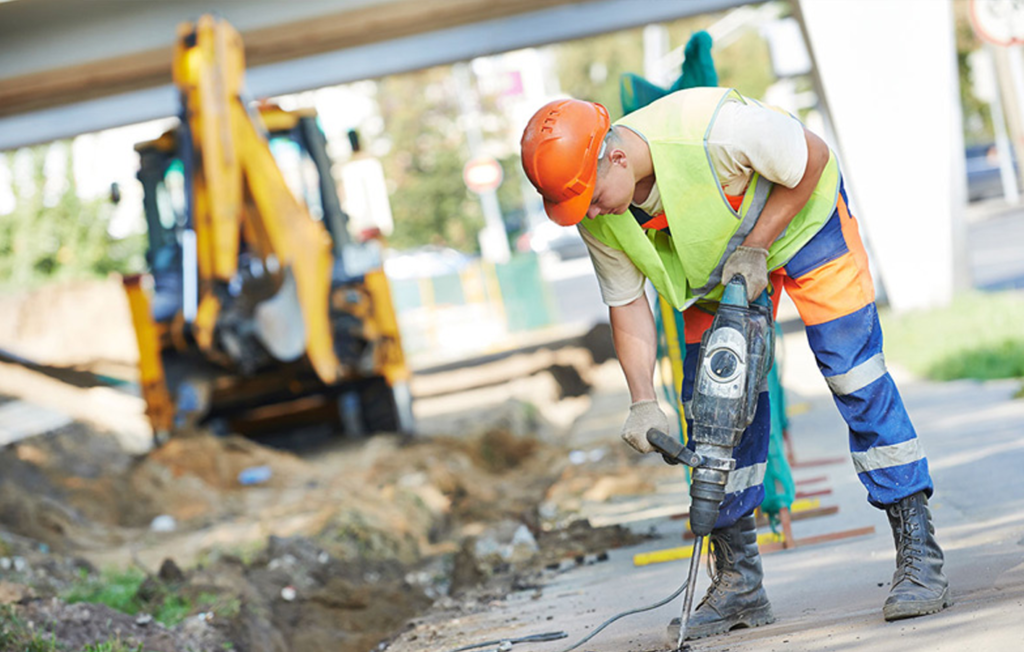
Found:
[722,245,769,301]
[621,400,669,454]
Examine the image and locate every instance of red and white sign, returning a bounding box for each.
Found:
[970,0,1024,46]
[463,156,503,194]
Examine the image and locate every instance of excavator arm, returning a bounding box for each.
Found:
[172,15,340,383]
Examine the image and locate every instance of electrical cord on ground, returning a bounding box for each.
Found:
[444,632,569,652]
[552,577,688,652]
[440,577,689,652]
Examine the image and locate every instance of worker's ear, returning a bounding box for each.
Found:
[608,147,628,168]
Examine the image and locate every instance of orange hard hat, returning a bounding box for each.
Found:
[520,99,610,226]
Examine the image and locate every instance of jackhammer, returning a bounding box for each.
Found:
[646,275,774,649]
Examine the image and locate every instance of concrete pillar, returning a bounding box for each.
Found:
[795,0,967,309]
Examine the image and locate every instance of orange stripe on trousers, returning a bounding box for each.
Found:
[778,192,875,327]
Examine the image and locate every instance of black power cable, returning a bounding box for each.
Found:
[441,577,689,652]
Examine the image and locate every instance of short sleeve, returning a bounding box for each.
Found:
[708,100,809,193]
[578,225,647,307]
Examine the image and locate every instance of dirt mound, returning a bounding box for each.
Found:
[0,425,319,550]
[0,276,138,371]
[0,423,136,550]
[143,434,310,492]
[9,601,227,652]
[0,420,597,651]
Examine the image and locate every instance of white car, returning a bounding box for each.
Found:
[516,221,589,260]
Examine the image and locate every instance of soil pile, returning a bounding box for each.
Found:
[0,276,138,376]
[0,408,648,651]
[0,278,651,651]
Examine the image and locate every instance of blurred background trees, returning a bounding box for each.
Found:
[1,146,144,290]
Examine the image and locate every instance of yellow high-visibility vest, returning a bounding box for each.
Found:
[582,87,840,309]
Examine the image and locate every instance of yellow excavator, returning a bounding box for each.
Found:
[123,15,412,444]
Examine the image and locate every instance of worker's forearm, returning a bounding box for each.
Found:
[742,128,830,251]
[609,295,659,403]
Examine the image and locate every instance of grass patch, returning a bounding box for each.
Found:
[62,567,236,627]
[880,291,1024,382]
[81,640,144,652]
[63,569,147,619]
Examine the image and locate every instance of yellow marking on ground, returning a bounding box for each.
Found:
[633,532,785,567]
[790,497,822,513]
[786,402,811,417]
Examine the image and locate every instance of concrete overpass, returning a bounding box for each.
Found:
[0,0,749,151]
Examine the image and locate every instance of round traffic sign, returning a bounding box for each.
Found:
[463,156,503,194]
[970,0,1024,46]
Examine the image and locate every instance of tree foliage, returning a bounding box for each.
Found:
[953,0,994,145]
[0,145,145,291]
[376,68,485,252]
[553,27,648,122]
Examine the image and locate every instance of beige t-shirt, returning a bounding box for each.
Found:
[580,98,809,307]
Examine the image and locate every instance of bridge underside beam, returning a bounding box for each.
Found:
[0,0,750,150]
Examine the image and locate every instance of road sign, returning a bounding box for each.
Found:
[970,0,1024,46]
[463,156,503,194]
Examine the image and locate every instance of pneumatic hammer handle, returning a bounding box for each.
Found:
[646,428,703,468]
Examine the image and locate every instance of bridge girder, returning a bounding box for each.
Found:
[0,0,750,150]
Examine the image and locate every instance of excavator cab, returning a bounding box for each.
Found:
[135,136,187,323]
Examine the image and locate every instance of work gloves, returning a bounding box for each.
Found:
[722,246,769,302]
[621,399,669,454]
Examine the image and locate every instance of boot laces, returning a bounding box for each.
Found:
[699,536,737,606]
[892,501,925,585]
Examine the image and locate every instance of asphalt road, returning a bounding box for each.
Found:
[968,202,1024,291]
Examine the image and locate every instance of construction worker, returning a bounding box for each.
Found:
[519,88,950,640]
